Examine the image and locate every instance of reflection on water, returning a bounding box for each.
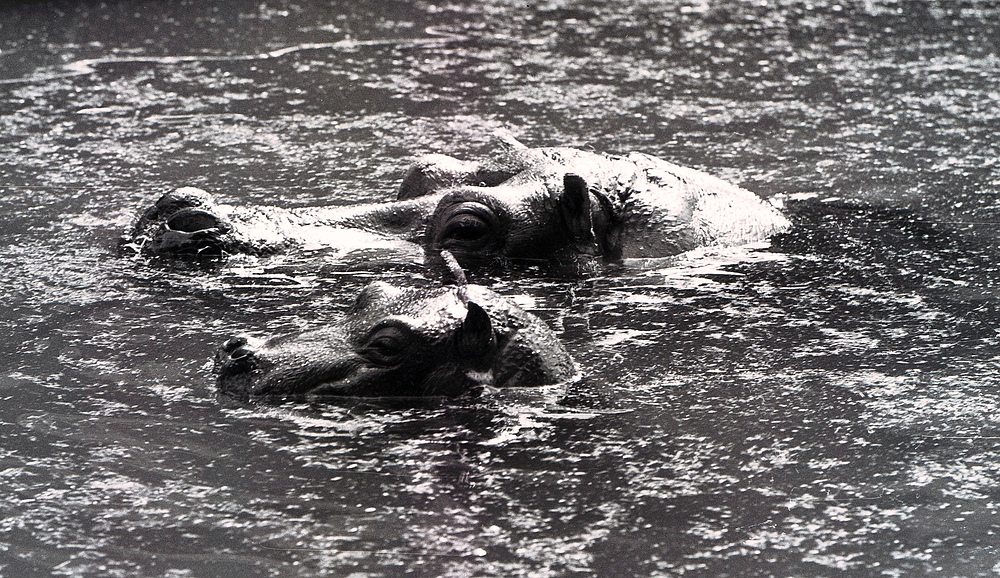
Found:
[2,0,1000,575]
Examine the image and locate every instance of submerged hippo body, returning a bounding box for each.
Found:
[126,131,790,270]
[215,280,574,398]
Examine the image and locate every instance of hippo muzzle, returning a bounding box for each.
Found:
[215,333,368,396]
[148,208,232,255]
[126,188,234,256]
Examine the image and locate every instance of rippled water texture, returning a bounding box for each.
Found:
[2,0,1000,576]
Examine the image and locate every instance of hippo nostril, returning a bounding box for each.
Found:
[166,209,225,233]
[229,346,254,361]
[222,336,248,352]
[218,336,254,362]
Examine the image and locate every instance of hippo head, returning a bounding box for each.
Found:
[123,187,234,256]
[424,174,613,273]
[215,282,503,398]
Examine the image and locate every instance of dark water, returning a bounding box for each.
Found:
[2,0,1000,576]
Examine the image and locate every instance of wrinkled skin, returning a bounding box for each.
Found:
[125,130,790,271]
[215,282,575,398]
[122,185,439,260]
[411,130,791,270]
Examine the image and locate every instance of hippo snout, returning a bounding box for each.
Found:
[148,208,231,255]
[214,332,369,397]
[127,188,234,256]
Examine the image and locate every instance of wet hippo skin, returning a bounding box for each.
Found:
[125,131,790,273]
[215,276,574,398]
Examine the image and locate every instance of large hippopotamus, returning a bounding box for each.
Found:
[126,130,789,271]
[215,255,574,397]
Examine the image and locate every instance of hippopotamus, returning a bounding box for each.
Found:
[125,130,789,272]
[215,254,574,397]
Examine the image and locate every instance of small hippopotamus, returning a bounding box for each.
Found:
[125,130,789,272]
[215,255,574,397]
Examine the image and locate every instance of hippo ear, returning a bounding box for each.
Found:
[457,302,497,363]
[558,174,595,245]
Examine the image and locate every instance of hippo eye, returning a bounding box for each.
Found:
[444,214,489,242]
[361,325,411,365]
[439,203,501,250]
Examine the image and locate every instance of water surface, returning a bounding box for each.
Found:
[2,0,1000,576]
